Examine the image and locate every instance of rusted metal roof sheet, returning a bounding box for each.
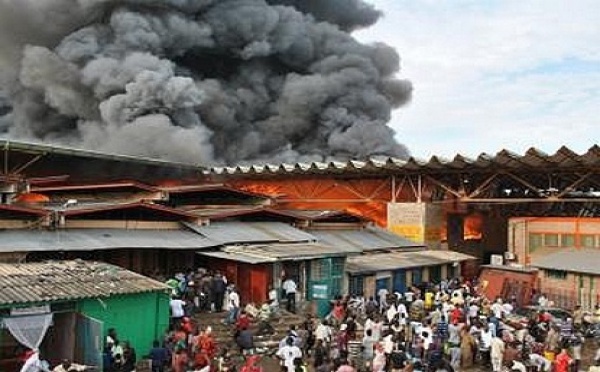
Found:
[207,145,600,176]
[0,260,169,306]
[0,228,219,252]
[309,227,423,252]
[346,250,476,274]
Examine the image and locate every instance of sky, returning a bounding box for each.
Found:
[356,0,600,159]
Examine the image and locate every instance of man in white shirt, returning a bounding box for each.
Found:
[468,302,479,321]
[502,301,514,316]
[404,289,414,304]
[282,278,297,313]
[276,337,302,372]
[315,320,332,345]
[529,353,552,372]
[225,286,240,325]
[378,287,389,312]
[170,297,186,319]
[491,298,504,319]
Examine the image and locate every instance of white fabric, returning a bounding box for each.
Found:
[169,299,185,318]
[276,345,302,372]
[228,291,240,309]
[282,280,297,294]
[4,313,53,350]
[19,352,50,372]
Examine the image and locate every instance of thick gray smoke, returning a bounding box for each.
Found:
[0,0,412,165]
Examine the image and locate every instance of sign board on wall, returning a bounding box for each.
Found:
[312,284,328,299]
[387,203,443,249]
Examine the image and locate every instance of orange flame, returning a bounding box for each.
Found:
[15,192,50,203]
[464,213,483,240]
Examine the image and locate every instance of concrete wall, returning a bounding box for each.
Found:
[538,270,600,309]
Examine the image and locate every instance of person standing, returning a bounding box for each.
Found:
[460,328,476,369]
[554,348,573,372]
[226,285,240,325]
[362,329,376,361]
[283,277,298,313]
[148,340,169,372]
[571,332,584,372]
[121,341,136,372]
[277,337,302,372]
[169,296,186,328]
[490,335,505,372]
[212,272,227,312]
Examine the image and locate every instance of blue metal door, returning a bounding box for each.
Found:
[411,268,422,286]
[376,277,390,293]
[393,270,406,293]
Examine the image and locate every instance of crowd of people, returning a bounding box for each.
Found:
[109,269,600,372]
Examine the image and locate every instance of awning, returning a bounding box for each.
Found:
[346,250,476,275]
[198,243,360,264]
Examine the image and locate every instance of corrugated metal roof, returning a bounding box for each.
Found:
[198,243,359,264]
[0,139,202,169]
[275,209,368,221]
[346,250,476,274]
[309,227,423,252]
[63,202,200,219]
[32,181,159,193]
[163,184,270,199]
[0,260,169,306]
[207,145,600,176]
[184,221,317,244]
[532,248,600,276]
[0,204,49,216]
[0,229,219,252]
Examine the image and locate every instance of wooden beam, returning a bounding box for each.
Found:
[424,175,463,198]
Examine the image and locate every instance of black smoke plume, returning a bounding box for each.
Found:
[0,0,412,165]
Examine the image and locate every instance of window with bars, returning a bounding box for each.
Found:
[529,233,543,252]
[581,235,596,248]
[310,259,329,281]
[560,234,575,247]
[544,234,559,247]
[348,276,364,296]
[545,269,568,280]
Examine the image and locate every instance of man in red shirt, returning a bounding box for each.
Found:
[236,310,251,331]
[554,348,573,372]
[451,306,463,324]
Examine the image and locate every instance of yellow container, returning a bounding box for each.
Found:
[544,351,555,361]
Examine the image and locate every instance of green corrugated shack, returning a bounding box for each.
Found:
[0,260,170,371]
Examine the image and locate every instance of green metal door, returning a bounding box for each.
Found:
[307,258,345,318]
